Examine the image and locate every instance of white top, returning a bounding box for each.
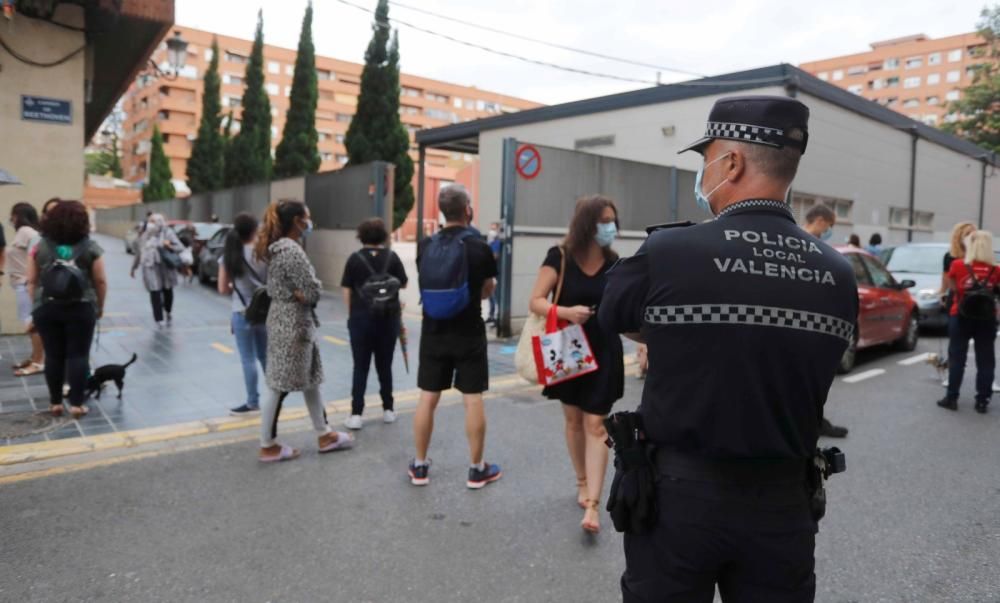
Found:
[221,244,268,313]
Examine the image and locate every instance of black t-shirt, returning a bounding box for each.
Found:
[417,226,498,334]
[340,247,408,318]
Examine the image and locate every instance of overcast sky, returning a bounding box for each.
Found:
[176,0,990,105]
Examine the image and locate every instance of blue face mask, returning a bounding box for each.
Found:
[820,228,833,242]
[595,222,617,247]
[303,219,313,235]
[694,152,731,216]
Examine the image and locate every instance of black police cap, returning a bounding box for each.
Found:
[678,95,810,155]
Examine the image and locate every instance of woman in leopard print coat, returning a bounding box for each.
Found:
[253,200,354,463]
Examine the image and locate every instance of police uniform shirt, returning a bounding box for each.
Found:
[599,199,859,460]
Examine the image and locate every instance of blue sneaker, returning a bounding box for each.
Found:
[408,459,431,486]
[229,404,260,417]
[467,462,502,490]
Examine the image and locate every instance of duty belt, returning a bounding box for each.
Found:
[654,449,806,485]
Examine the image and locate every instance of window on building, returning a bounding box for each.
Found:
[928,52,941,65]
[335,113,352,123]
[204,48,214,61]
[401,86,421,97]
[320,151,333,162]
[229,96,242,108]
[265,83,280,96]
[790,194,854,225]
[870,78,884,90]
[944,112,960,123]
[926,95,940,105]
[334,93,357,106]
[285,86,292,97]
[267,61,279,74]
[847,65,867,76]
[817,71,829,81]
[903,76,921,88]
[886,96,899,108]
[847,84,863,94]
[884,57,899,70]
[890,208,934,231]
[832,70,844,81]
[425,108,458,122]
[903,98,920,108]
[335,133,345,144]
[904,57,923,69]
[887,76,900,87]
[453,97,464,108]
[922,115,939,125]
[285,64,294,76]
[157,110,170,121]
[336,154,349,165]
[947,49,962,62]
[224,73,243,86]
[225,51,248,64]
[179,65,199,79]
[398,105,419,116]
[926,73,940,85]
[966,66,979,79]
[967,44,987,58]
[425,92,448,103]
[946,70,960,82]
[946,90,960,101]
[316,68,333,81]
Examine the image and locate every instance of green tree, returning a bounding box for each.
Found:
[345,0,414,229]
[108,134,123,178]
[143,125,176,202]
[85,134,123,178]
[942,4,1000,153]
[274,1,320,178]
[187,37,225,193]
[225,10,272,187]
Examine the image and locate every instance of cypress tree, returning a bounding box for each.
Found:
[187,37,225,193]
[225,10,272,187]
[345,0,414,229]
[274,1,320,178]
[109,134,123,178]
[143,125,176,202]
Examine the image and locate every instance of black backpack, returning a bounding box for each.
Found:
[959,265,998,321]
[40,241,88,304]
[355,250,401,318]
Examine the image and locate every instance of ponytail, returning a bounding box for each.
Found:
[256,199,306,261]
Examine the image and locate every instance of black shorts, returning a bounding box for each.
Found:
[417,330,488,394]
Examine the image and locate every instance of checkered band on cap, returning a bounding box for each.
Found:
[644,304,855,344]
[705,121,784,148]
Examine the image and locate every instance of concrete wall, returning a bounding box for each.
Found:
[0,5,87,333]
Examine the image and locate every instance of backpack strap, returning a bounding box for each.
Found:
[355,250,380,276]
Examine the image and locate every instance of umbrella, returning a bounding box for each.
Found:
[0,169,22,185]
[398,319,410,374]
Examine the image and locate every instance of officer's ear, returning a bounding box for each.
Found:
[725,148,747,182]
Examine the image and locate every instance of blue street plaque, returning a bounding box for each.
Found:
[21,95,72,125]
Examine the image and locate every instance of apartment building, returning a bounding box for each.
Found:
[799,32,992,126]
[120,25,541,190]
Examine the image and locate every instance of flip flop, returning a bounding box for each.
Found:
[318,431,355,453]
[11,359,31,370]
[49,404,64,417]
[69,405,89,419]
[259,444,300,463]
[14,362,44,377]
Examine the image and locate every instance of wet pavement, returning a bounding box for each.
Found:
[0,234,518,444]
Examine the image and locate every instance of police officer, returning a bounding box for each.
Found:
[599,96,859,602]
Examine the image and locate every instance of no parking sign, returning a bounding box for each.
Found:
[516,144,541,179]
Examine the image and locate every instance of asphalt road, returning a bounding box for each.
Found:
[2,328,1000,601]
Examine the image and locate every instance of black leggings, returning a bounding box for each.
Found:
[32,302,97,407]
[150,288,174,322]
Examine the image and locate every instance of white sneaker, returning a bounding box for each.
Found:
[993,382,1000,393]
[942,379,949,388]
[383,410,398,424]
[344,415,363,430]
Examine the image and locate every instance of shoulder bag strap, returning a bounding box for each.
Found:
[552,246,567,305]
[242,256,264,284]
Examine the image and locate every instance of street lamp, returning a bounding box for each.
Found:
[142,30,188,81]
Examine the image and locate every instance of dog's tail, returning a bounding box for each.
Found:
[123,353,138,369]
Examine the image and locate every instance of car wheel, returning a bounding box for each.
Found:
[837,333,858,374]
[896,313,919,351]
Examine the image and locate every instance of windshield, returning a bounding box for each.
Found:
[883,246,945,274]
[193,223,224,239]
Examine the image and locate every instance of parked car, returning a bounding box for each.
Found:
[879,243,951,329]
[837,246,919,373]
[196,225,231,283]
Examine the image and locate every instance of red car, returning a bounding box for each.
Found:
[837,247,919,373]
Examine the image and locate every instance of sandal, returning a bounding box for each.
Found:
[11,359,31,371]
[581,500,601,534]
[318,431,355,453]
[576,477,588,509]
[49,404,64,417]
[69,405,89,419]
[259,444,301,463]
[14,362,44,377]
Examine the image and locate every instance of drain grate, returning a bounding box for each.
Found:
[0,410,71,439]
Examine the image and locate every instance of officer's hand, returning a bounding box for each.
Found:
[563,305,594,325]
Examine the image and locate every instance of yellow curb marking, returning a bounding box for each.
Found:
[211,342,234,354]
[323,335,349,346]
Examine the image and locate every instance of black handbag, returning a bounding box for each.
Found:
[158,246,183,269]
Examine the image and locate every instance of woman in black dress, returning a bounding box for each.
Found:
[528,195,625,534]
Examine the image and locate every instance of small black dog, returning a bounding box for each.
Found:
[86,353,138,400]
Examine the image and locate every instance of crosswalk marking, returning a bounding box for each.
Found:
[323,335,348,346]
[898,353,931,366]
[210,342,234,354]
[842,369,886,384]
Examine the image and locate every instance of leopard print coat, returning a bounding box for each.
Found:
[265,237,324,392]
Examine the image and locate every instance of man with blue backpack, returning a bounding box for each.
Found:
[410,184,502,490]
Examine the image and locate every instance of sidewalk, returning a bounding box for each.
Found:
[0,234,519,446]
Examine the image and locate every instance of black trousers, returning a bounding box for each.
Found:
[149,288,174,322]
[946,314,996,401]
[622,476,817,603]
[32,302,97,407]
[347,312,399,415]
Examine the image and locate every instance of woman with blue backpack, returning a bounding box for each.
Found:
[340,217,408,430]
[27,200,107,418]
[938,230,1000,414]
[218,213,268,417]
